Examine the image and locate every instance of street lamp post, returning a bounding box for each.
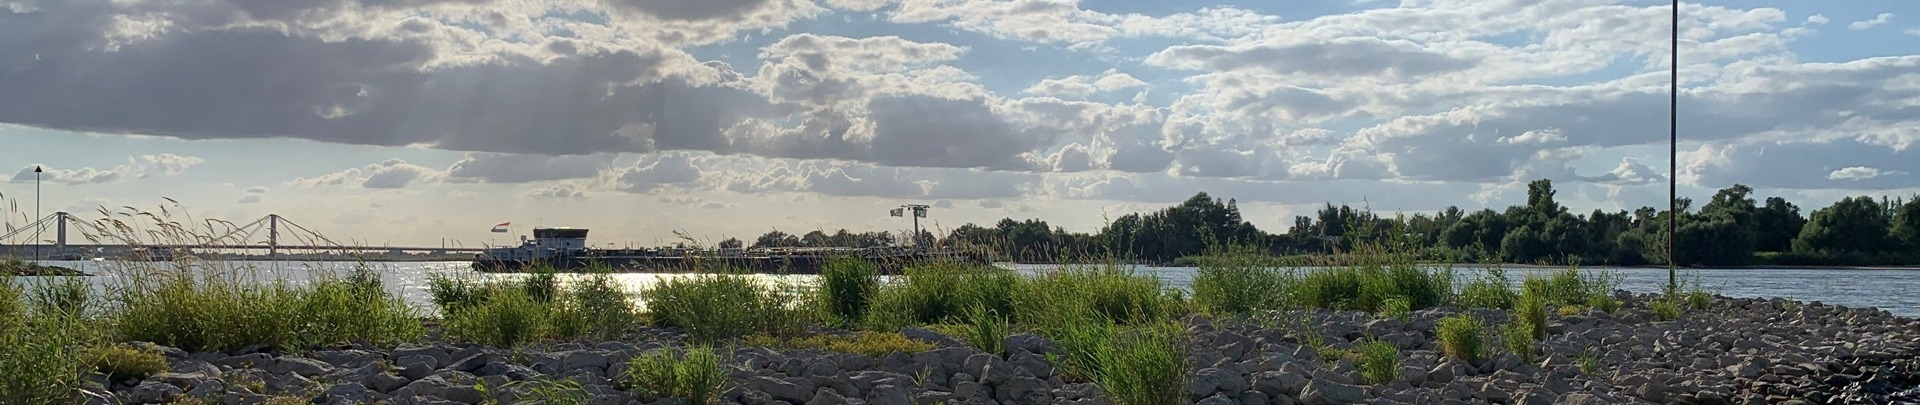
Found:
[34,165,42,264]
[891,204,930,249]
[1667,0,1680,295]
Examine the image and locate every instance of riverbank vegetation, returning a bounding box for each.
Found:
[734,179,1920,267]
[0,198,1900,404]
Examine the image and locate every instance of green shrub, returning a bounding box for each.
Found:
[427,273,490,313]
[1378,297,1412,323]
[1687,290,1711,311]
[1279,253,1450,313]
[1456,271,1515,310]
[1353,339,1400,385]
[1502,321,1536,363]
[571,273,639,339]
[820,258,880,326]
[80,345,168,381]
[1091,321,1189,405]
[1586,292,1620,313]
[27,276,90,320]
[625,346,725,405]
[645,274,803,341]
[961,304,1009,356]
[1651,298,1681,321]
[1191,252,1285,315]
[112,267,421,352]
[1,279,85,403]
[1513,288,1547,341]
[1436,314,1484,361]
[864,264,1017,328]
[444,285,548,348]
[1021,266,1177,325]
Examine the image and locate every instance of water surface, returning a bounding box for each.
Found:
[18,260,1920,317]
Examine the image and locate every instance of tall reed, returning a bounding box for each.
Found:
[1,277,86,403]
[819,258,880,327]
[644,272,806,342]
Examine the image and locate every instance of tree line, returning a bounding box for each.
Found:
[739,179,1920,266]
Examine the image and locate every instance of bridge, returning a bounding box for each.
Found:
[1,212,486,261]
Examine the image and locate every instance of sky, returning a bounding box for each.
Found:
[2,0,1919,248]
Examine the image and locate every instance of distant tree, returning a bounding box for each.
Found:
[1753,197,1807,252]
[1793,196,1892,254]
[751,230,800,248]
[718,238,743,249]
[1891,196,1920,251]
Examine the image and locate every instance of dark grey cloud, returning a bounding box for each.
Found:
[1148,36,1477,79]
[0,1,774,157]
[445,153,614,184]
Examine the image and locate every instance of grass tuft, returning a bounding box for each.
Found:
[1190,250,1285,315]
[644,273,808,342]
[112,266,421,353]
[1436,314,1484,362]
[1651,298,1681,321]
[1,278,86,403]
[625,346,725,405]
[1352,338,1400,385]
[819,258,880,327]
[1090,321,1189,405]
[960,304,1009,356]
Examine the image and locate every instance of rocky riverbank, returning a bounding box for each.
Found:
[90,291,1920,405]
[5,263,87,276]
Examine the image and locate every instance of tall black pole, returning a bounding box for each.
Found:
[1667,0,1679,294]
[34,166,42,264]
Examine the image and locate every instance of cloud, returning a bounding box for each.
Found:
[1849,13,1894,30]
[237,194,262,204]
[9,154,204,184]
[1828,167,1906,181]
[526,183,589,199]
[290,158,444,189]
[245,187,269,194]
[446,153,614,184]
[1807,15,1830,25]
[1023,69,1149,99]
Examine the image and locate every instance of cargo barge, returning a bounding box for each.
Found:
[471,227,988,274]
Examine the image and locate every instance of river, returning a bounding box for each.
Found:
[15,260,1920,317]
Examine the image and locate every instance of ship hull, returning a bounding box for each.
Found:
[470,251,989,274]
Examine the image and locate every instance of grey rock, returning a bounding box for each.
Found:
[1297,379,1364,405]
[1250,369,1309,397]
[396,355,438,381]
[806,387,852,405]
[978,356,1014,386]
[168,358,221,377]
[395,372,484,404]
[316,350,384,369]
[393,345,451,369]
[1054,383,1100,400]
[267,373,319,395]
[1006,334,1054,354]
[271,357,333,378]
[914,391,957,405]
[1186,368,1247,398]
[123,380,183,404]
[1553,393,1605,405]
[868,384,911,405]
[320,382,379,404]
[1239,390,1271,405]
[1008,349,1053,377]
[564,350,613,372]
[1195,393,1235,405]
[213,353,272,370]
[749,375,813,403]
[995,376,1051,404]
[902,327,964,347]
[448,352,496,373]
[149,372,215,389]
